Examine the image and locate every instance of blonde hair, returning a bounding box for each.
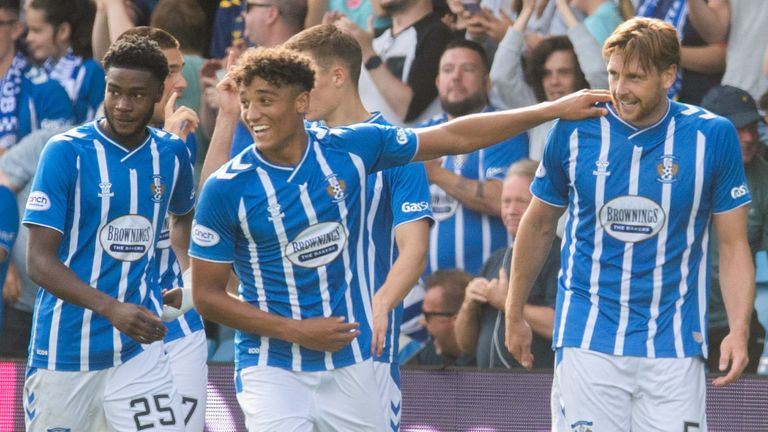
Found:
[603,17,680,74]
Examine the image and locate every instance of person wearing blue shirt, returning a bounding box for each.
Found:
[120,26,206,432]
[24,0,105,124]
[420,40,529,276]
[284,24,433,432]
[0,0,73,154]
[0,185,18,334]
[22,34,193,431]
[191,44,609,431]
[505,18,755,432]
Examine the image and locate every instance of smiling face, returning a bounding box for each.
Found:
[541,50,579,102]
[239,77,309,161]
[101,67,162,149]
[501,174,533,237]
[607,53,675,128]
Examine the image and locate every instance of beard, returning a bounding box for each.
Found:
[440,91,487,118]
[611,88,668,128]
[103,105,154,141]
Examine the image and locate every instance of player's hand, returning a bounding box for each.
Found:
[164,91,200,141]
[216,50,242,118]
[2,262,21,304]
[292,316,360,352]
[713,330,750,386]
[371,293,390,357]
[106,301,167,344]
[505,314,534,370]
[162,288,183,309]
[549,89,611,120]
[465,277,490,304]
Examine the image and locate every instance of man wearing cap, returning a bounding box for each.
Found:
[702,84,768,373]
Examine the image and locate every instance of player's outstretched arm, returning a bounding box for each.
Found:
[413,89,610,161]
[712,205,754,386]
[26,225,167,344]
[505,197,563,369]
[192,257,360,352]
[371,218,430,356]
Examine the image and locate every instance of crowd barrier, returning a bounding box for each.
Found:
[2,360,768,431]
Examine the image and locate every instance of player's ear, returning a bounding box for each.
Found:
[295,90,310,114]
[332,65,346,88]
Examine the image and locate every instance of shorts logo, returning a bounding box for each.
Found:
[191,224,220,247]
[325,174,346,203]
[285,222,348,268]
[570,420,593,432]
[150,175,166,203]
[99,215,154,261]
[396,128,409,145]
[98,181,114,198]
[401,201,429,213]
[731,184,748,199]
[656,155,679,183]
[26,191,51,211]
[599,195,666,242]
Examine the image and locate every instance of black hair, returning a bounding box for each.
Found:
[102,34,169,84]
[28,0,95,58]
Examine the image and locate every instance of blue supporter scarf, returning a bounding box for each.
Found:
[0,54,27,150]
[636,0,687,98]
[43,48,83,104]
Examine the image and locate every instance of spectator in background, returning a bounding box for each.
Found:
[411,269,475,366]
[335,0,455,125]
[243,0,307,48]
[91,0,152,61]
[555,0,628,45]
[24,0,104,124]
[305,0,390,34]
[0,0,73,155]
[419,39,527,276]
[454,160,558,369]
[489,0,604,160]
[209,0,247,60]
[0,125,71,359]
[0,185,18,334]
[701,85,768,374]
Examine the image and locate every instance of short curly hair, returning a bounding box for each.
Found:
[231,47,315,93]
[102,34,169,84]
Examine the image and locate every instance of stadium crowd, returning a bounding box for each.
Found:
[0,0,766,430]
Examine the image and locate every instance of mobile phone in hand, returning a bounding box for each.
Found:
[462,0,482,16]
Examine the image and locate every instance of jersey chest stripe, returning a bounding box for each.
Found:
[255,167,303,370]
[673,130,706,357]
[350,154,374,340]
[114,168,139,364]
[614,145,643,355]
[557,129,580,345]
[238,199,270,367]
[298,183,334,370]
[366,173,383,296]
[697,227,710,356]
[91,141,114,368]
[313,143,364,363]
[145,140,162,307]
[581,119,610,350]
[429,225,438,273]
[647,119,677,356]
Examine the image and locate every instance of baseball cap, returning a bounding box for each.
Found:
[701,85,762,129]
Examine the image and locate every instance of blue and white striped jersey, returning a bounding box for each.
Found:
[360,113,432,364]
[190,124,419,372]
[532,101,751,359]
[23,121,196,371]
[159,134,204,343]
[419,108,528,275]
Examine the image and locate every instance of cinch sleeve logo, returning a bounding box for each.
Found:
[99,215,154,261]
[285,222,348,268]
[191,224,220,247]
[599,195,666,243]
[26,191,51,211]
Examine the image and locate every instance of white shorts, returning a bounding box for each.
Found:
[551,347,706,432]
[165,330,208,432]
[373,361,402,432]
[25,342,183,432]
[236,359,385,432]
